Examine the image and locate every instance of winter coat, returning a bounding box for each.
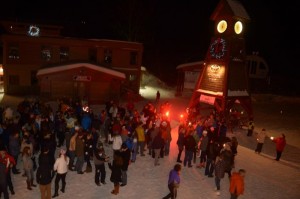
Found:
[135,125,145,142]
[168,169,181,185]
[108,154,123,183]
[206,141,221,160]
[93,148,107,165]
[199,135,209,151]
[9,135,20,156]
[221,149,234,171]
[0,151,16,173]
[273,137,286,152]
[177,131,185,149]
[81,114,92,131]
[214,157,225,179]
[22,154,33,170]
[0,163,6,184]
[120,148,131,171]
[69,134,77,151]
[161,125,172,141]
[36,152,53,185]
[256,130,267,143]
[84,137,94,160]
[152,134,165,150]
[229,172,245,196]
[53,155,69,174]
[75,137,85,157]
[184,135,197,151]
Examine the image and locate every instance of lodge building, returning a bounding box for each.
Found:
[0,20,143,104]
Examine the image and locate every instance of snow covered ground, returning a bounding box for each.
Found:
[1,71,300,199]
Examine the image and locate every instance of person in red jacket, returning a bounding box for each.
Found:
[0,148,17,197]
[229,169,246,199]
[271,133,286,161]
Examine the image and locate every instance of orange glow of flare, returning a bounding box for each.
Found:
[165,111,169,117]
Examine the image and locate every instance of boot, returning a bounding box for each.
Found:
[177,154,182,163]
[115,184,119,194]
[53,187,59,198]
[26,180,32,190]
[111,184,119,195]
[85,166,92,173]
[31,179,37,187]
[111,185,116,195]
[60,182,66,193]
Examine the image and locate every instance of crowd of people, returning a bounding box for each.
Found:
[0,97,174,198]
[0,95,288,199]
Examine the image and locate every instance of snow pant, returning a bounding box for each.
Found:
[39,183,51,199]
[215,176,221,190]
[95,164,106,184]
[121,169,127,185]
[137,141,145,155]
[163,183,178,199]
[255,143,264,153]
[164,140,170,156]
[68,151,76,170]
[205,158,214,176]
[75,156,84,173]
[131,142,137,161]
[184,150,193,167]
[276,150,283,161]
[54,173,66,194]
[177,146,183,162]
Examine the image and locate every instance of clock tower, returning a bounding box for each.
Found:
[189,0,253,121]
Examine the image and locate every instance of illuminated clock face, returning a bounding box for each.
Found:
[234,21,243,34]
[28,25,40,37]
[209,38,227,59]
[217,20,227,33]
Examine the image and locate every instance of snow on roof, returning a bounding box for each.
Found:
[227,0,250,20]
[112,67,139,71]
[176,61,205,70]
[197,89,223,96]
[228,89,249,96]
[211,0,250,21]
[36,63,125,79]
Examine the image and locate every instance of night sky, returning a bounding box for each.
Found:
[1,0,299,86]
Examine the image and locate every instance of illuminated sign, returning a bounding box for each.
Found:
[200,94,215,105]
[199,64,225,94]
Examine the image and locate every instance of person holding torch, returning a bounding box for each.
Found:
[270,134,286,161]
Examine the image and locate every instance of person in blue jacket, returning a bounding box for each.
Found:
[162,164,182,199]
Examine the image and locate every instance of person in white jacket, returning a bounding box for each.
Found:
[112,134,123,156]
[255,128,267,154]
[52,148,69,198]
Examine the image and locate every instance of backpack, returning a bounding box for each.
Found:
[125,137,133,150]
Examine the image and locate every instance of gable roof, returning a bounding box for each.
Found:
[36,63,125,79]
[211,0,250,21]
[176,61,205,70]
